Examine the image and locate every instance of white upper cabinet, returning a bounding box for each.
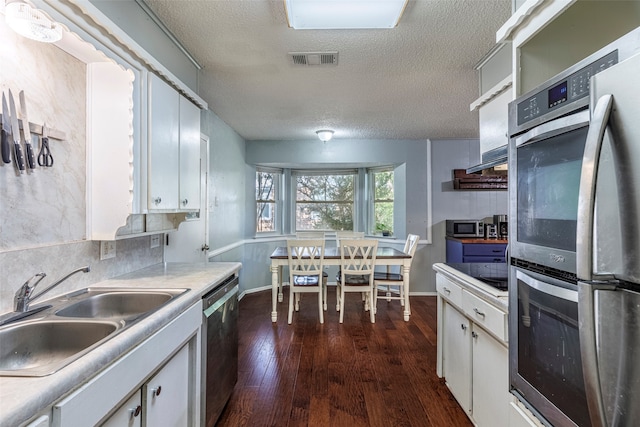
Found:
[470,43,512,163]
[178,96,201,210]
[148,73,180,210]
[148,73,201,211]
[496,0,640,95]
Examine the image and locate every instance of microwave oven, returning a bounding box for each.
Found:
[446,220,484,238]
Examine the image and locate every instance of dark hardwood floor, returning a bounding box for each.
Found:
[216,288,472,427]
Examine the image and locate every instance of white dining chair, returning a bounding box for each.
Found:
[373,234,419,314]
[336,238,378,323]
[295,231,328,309]
[286,239,326,324]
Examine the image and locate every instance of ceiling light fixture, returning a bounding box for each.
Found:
[316,130,334,142]
[5,1,63,43]
[285,0,408,30]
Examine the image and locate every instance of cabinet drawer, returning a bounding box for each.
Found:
[436,275,463,308]
[462,256,505,263]
[462,243,506,256]
[462,291,507,342]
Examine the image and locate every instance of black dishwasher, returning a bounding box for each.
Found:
[202,274,239,426]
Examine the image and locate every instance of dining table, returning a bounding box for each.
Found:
[270,246,412,322]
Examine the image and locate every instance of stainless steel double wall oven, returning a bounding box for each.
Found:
[508,28,640,427]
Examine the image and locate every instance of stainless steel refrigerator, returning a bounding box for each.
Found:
[577,50,640,427]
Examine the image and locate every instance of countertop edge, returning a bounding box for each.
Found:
[0,261,242,427]
[433,262,509,312]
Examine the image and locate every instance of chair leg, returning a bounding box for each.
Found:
[369,289,375,323]
[336,284,341,311]
[400,285,405,306]
[295,293,300,311]
[318,289,324,324]
[386,284,392,302]
[288,286,294,324]
[323,279,328,311]
[339,286,346,323]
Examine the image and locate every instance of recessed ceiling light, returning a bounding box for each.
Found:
[285,0,408,30]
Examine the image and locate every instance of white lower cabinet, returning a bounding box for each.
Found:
[101,392,142,427]
[51,301,202,427]
[509,400,546,427]
[472,324,509,427]
[100,344,188,427]
[142,344,189,426]
[437,272,510,426]
[442,302,472,415]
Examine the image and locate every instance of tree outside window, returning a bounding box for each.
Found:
[371,169,394,234]
[256,169,279,233]
[295,173,355,231]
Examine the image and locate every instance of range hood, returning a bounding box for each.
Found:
[466,145,507,174]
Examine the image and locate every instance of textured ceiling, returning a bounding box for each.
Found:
[144,0,511,141]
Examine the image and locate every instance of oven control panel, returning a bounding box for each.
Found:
[516,50,618,125]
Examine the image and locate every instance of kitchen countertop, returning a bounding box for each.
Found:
[445,236,509,244]
[0,261,241,427]
[433,262,508,312]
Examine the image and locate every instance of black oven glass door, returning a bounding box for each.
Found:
[513,268,590,427]
[516,125,588,252]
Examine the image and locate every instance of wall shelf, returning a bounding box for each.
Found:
[452,169,507,191]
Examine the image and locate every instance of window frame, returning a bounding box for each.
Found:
[255,167,282,235]
[292,169,358,232]
[367,167,395,236]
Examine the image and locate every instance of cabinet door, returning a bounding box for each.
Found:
[472,325,509,427]
[178,96,201,210]
[100,392,142,427]
[148,73,180,210]
[143,344,189,427]
[443,302,472,415]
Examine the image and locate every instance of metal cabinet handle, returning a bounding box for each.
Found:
[461,324,467,330]
[472,331,478,339]
[473,308,485,318]
[201,244,210,251]
[181,198,188,206]
[129,405,142,419]
[153,197,162,205]
[152,386,162,397]
[443,287,451,294]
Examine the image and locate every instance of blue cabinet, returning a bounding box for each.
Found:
[446,239,507,263]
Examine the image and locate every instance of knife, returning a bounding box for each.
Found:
[18,91,36,170]
[1,92,10,164]
[8,89,25,172]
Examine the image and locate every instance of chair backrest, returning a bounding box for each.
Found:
[339,238,378,277]
[296,231,326,239]
[403,234,420,257]
[335,231,365,247]
[287,239,325,281]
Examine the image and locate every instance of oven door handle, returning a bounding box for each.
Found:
[576,94,614,281]
[514,109,589,148]
[516,269,577,302]
[578,281,617,427]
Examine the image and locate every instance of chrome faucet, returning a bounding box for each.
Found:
[14,266,91,312]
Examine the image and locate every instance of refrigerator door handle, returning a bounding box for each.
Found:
[576,94,613,281]
[578,281,617,427]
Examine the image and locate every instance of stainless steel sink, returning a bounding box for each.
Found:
[0,287,188,377]
[0,320,119,377]
[55,291,175,319]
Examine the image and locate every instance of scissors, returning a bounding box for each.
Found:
[38,123,53,167]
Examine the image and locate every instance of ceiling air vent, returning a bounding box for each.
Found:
[289,51,338,66]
